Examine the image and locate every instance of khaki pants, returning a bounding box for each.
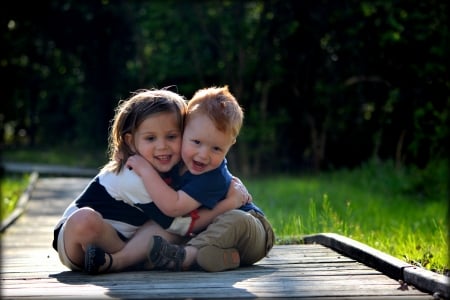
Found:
[187,209,275,266]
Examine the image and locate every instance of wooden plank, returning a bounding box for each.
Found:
[303,232,449,298]
[1,265,432,299]
[0,242,433,299]
[304,233,411,279]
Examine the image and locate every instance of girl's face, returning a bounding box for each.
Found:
[128,112,182,173]
[182,114,235,175]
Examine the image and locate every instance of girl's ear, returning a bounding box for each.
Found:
[125,133,135,151]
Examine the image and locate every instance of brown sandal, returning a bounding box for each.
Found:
[147,236,186,271]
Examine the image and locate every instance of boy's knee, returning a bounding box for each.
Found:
[218,210,258,241]
[219,210,251,224]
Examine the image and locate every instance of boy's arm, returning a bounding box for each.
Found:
[192,178,250,232]
[126,154,204,217]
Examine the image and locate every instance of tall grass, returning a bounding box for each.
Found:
[245,159,448,274]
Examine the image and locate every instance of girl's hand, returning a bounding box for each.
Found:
[226,177,252,208]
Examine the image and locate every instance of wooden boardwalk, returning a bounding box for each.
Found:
[1,176,447,299]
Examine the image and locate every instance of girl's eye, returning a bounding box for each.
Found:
[167,134,178,140]
[146,136,156,142]
[193,139,200,145]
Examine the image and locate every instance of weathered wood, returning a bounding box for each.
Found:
[0,177,437,299]
[303,233,412,279]
[404,265,450,299]
[303,233,449,298]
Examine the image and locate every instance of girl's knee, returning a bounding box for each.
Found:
[66,208,104,235]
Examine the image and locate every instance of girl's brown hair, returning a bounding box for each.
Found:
[102,89,187,173]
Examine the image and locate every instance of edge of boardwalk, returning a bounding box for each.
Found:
[303,233,449,299]
[1,162,97,232]
[0,171,39,232]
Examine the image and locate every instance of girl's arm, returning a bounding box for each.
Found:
[126,154,196,217]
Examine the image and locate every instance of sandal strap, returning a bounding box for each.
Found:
[148,236,186,271]
[85,245,113,274]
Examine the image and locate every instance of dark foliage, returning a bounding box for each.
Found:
[1,0,448,174]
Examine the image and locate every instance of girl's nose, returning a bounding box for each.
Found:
[156,139,167,149]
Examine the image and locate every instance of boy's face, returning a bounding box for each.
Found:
[182,114,235,175]
[128,112,182,173]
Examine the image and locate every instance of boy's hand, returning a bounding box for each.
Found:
[126,155,155,177]
[226,177,252,208]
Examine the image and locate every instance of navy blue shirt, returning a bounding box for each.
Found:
[169,160,232,208]
[169,159,265,215]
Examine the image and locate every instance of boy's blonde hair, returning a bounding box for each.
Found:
[103,89,187,173]
[187,85,243,140]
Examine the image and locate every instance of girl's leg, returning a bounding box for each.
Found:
[63,207,126,270]
[110,220,185,271]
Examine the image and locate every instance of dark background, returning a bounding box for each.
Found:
[1,0,448,175]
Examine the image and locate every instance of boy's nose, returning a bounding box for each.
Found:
[197,147,209,159]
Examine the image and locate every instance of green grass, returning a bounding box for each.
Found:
[2,148,448,275]
[1,173,30,222]
[244,159,449,274]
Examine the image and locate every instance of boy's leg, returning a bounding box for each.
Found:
[145,210,275,272]
[147,210,247,272]
[188,209,275,271]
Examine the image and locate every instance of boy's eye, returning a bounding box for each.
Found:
[167,134,178,140]
[213,146,222,152]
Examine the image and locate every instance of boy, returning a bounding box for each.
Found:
[128,86,274,272]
